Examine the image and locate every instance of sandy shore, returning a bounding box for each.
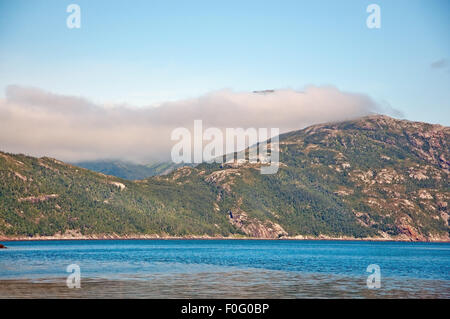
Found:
[1,271,449,299]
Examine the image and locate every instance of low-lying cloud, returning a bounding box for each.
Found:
[0,85,394,163]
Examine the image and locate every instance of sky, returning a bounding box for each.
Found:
[0,0,449,162]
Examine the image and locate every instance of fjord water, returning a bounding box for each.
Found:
[0,240,449,298]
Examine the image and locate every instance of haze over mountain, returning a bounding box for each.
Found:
[0,85,399,163]
[74,160,190,180]
[0,115,448,241]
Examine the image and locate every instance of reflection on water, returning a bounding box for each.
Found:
[1,270,449,299]
[1,240,449,298]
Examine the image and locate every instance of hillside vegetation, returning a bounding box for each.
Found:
[74,160,191,180]
[0,115,448,241]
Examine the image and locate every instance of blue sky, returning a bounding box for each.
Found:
[0,0,449,125]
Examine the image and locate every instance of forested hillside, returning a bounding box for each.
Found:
[0,115,448,241]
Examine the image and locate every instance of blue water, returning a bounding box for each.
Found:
[1,240,449,298]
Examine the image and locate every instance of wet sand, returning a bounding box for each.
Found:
[1,270,449,299]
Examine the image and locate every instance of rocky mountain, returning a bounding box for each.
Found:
[0,115,448,241]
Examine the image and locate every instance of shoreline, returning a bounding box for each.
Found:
[1,234,449,243]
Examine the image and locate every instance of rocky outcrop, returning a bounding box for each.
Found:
[18,194,59,204]
[109,181,126,191]
[228,210,288,239]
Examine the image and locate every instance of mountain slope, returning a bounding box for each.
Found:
[74,160,191,180]
[0,115,448,241]
[217,114,449,241]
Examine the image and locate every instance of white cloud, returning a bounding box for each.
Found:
[0,85,393,163]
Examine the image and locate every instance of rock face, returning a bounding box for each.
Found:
[0,244,6,249]
[18,194,59,203]
[0,115,448,241]
[228,209,288,239]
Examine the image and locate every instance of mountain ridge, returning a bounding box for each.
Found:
[0,114,448,241]
[74,160,192,180]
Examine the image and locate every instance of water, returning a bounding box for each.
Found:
[0,240,449,298]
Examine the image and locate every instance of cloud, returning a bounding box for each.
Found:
[430,58,448,69]
[0,85,395,163]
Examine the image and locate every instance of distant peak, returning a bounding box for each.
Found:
[253,89,275,95]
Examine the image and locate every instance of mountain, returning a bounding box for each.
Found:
[0,115,448,241]
[74,160,191,180]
